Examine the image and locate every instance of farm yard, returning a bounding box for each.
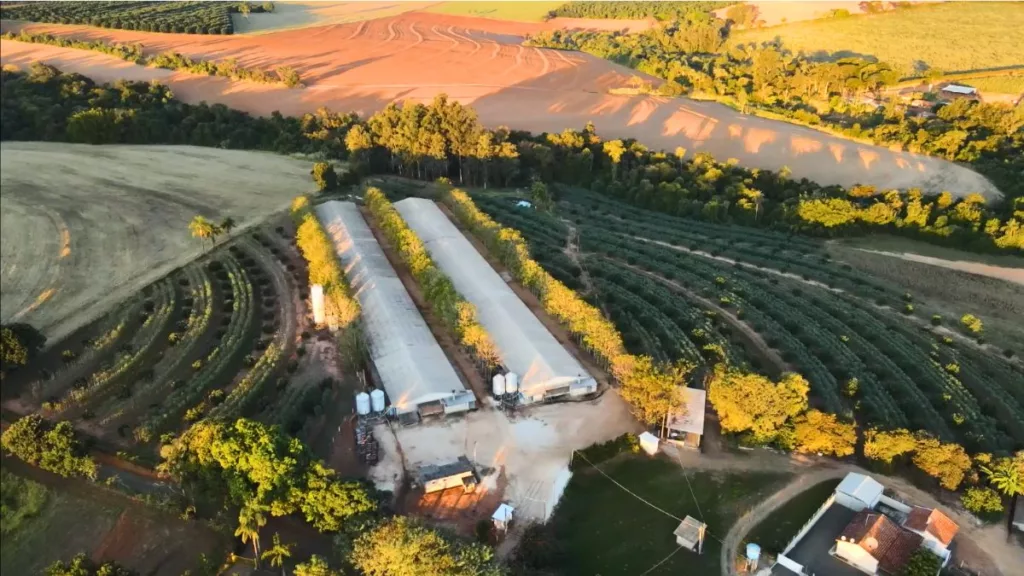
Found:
[0,14,1002,197]
[0,142,311,343]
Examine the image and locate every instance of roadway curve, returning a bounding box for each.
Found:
[0,17,1001,198]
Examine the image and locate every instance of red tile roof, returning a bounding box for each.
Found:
[905,506,959,547]
[841,511,924,574]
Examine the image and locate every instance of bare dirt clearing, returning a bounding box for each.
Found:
[849,249,1024,286]
[372,392,639,523]
[0,17,999,198]
[0,142,312,344]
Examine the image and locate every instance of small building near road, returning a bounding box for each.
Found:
[904,506,959,562]
[674,515,708,553]
[416,456,477,494]
[834,511,923,575]
[1015,498,1024,532]
[638,431,660,456]
[492,503,515,532]
[940,83,978,99]
[666,387,706,449]
[835,472,884,511]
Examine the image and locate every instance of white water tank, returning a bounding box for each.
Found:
[505,372,519,394]
[355,392,370,416]
[310,284,326,325]
[370,389,386,413]
[492,373,506,396]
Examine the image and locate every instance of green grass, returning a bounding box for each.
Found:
[963,75,1024,95]
[546,456,790,575]
[732,2,1024,77]
[425,2,565,22]
[832,235,1024,269]
[0,470,49,537]
[745,479,839,555]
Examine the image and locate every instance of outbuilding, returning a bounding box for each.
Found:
[416,456,478,494]
[835,472,884,511]
[666,387,706,449]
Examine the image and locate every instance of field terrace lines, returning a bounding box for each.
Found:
[0,17,1001,195]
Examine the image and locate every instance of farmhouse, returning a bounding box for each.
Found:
[666,387,706,449]
[394,198,598,404]
[315,201,469,418]
[767,472,958,576]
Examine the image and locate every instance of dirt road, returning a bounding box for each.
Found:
[0,142,313,344]
[0,17,1000,198]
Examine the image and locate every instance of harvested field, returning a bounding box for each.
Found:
[0,142,312,343]
[714,1,888,28]
[732,2,1024,77]
[231,1,436,34]
[425,1,565,22]
[0,17,999,197]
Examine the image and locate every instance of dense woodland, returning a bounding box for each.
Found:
[550,1,732,21]
[2,64,1019,252]
[0,1,274,35]
[525,20,1024,210]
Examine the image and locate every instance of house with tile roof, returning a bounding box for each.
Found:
[903,506,959,563]
[833,511,923,574]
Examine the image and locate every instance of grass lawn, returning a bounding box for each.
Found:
[732,2,1024,77]
[0,469,49,537]
[547,455,790,575]
[745,479,839,555]
[424,2,565,22]
[1,481,122,576]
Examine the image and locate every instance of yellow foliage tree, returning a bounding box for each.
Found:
[707,367,809,442]
[792,410,856,457]
[863,428,917,464]
[290,195,360,329]
[912,434,972,490]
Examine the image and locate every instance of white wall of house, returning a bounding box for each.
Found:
[834,541,878,575]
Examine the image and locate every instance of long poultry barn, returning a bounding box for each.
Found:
[394,197,597,405]
[314,201,474,421]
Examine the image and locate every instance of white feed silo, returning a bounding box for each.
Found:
[310,284,326,325]
[492,373,506,397]
[370,389,386,413]
[355,392,371,416]
[505,372,519,394]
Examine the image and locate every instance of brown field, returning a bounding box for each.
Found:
[1,462,224,576]
[0,16,1000,198]
[0,142,313,343]
[231,1,438,34]
[714,1,890,28]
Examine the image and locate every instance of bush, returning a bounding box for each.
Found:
[570,433,639,471]
[961,486,1004,516]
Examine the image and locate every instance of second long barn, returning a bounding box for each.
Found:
[395,198,597,404]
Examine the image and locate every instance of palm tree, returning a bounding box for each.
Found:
[982,455,1023,540]
[235,506,267,566]
[219,217,236,236]
[189,215,217,253]
[260,532,294,575]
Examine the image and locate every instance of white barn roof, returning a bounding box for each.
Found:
[836,472,884,505]
[667,387,707,435]
[941,84,977,95]
[314,201,465,413]
[393,198,594,399]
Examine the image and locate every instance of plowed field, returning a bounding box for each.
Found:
[0,15,1000,197]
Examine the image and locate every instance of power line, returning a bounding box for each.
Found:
[672,447,705,522]
[638,545,683,576]
[572,450,682,522]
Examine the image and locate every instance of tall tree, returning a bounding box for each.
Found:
[982,452,1024,539]
[188,215,217,252]
[261,532,294,575]
[351,517,504,576]
[707,366,808,442]
[235,504,267,566]
[294,555,339,576]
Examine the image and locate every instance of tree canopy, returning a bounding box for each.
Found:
[1,415,97,479]
[791,410,857,457]
[912,434,973,490]
[350,516,505,576]
[863,428,918,464]
[45,554,136,576]
[159,418,375,532]
[707,367,809,442]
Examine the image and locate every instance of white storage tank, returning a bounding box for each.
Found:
[370,389,386,413]
[355,392,371,416]
[505,372,519,394]
[310,284,326,325]
[492,373,506,396]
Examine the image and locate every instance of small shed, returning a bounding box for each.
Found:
[835,472,884,511]
[666,387,706,449]
[673,515,707,553]
[638,431,660,456]
[941,83,977,96]
[416,456,477,494]
[492,503,515,532]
